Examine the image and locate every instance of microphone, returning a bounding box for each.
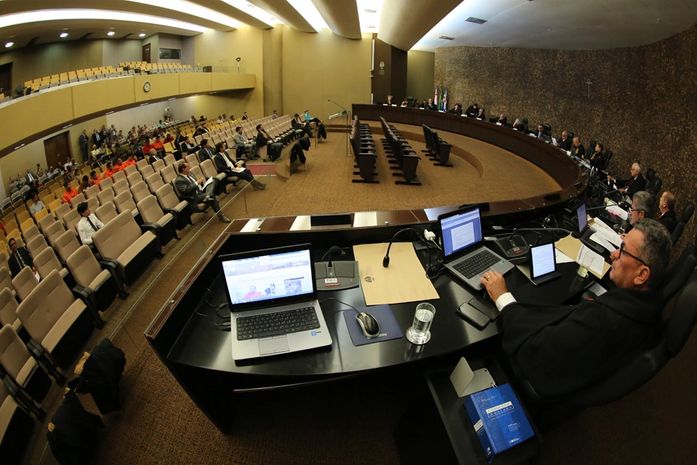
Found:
[327,99,347,112]
[321,245,345,278]
[383,228,419,267]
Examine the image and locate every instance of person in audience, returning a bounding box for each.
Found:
[234,126,258,158]
[610,161,647,197]
[213,142,266,191]
[179,135,197,155]
[24,168,38,189]
[146,148,160,164]
[657,191,678,233]
[174,163,230,223]
[476,107,486,120]
[102,162,116,179]
[449,103,463,115]
[426,98,437,111]
[198,115,206,122]
[495,113,509,126]
[78,175,92,193]
[255,124,272,149]
[400,98,408,107]
[570,136,585,158]
[292,114,312,137]
[76,202,104,247]
[303,109,322,125]
[588,142,607,170]
[7,238,36,277]
[79,129,90,161]
[628,191,652,228]
[386,95,395,105]
[557,130,572,151]
[241,112,249,121]
[271,110,279,119]
[61,180,78,204]
[534,123,551,143]
[198,139,215,162]
[464,103,479,117]
[35,163,45,179]
[91,128,102,147]
[193,125,208,137]
[151,136,165,156]
[28,191,46,215]
[480,218,670,399]
[89,170,101,186]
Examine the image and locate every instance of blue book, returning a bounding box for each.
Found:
[463,384,535,462]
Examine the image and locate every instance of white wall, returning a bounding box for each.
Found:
[102,40,143,67]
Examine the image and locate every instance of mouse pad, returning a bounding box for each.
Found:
[342,305,403,346]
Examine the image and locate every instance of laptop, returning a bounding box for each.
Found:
[528,242,562,285]
[220,243,333,361]
[438,206,514,290]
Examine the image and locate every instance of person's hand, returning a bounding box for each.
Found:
[197,178,204,185]
[480,270,508,301]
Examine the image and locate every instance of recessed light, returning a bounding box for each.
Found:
[138,33,146,38]
[4,42,13,48]
[59,32,69,38]
[107,31,115,36]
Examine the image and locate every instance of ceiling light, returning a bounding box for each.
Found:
[357,0,383,33]
[107,31,115,36]
[4,41,13,48]
[286,0,329,32]
[59,32,69,38]
[138,33,146,38]
[128,0,242,28]
[0,9,211,34]
[219,1,281,26]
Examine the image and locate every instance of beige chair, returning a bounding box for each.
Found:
[114,192,139,219]
[11,267,38,301]
[99,177,113,192]
[62,208,80,232]
[42,221,66,248]
[37,214,56,235]
[19,219,35,236]
[111,170,126,184]
[138,164,155,178]
[83,185,99,199]
[160,164,177,184]
[87,196,99,214]
[69,193,86,209]
[26,235,49,259]
[155,184,191,231]
[95,202,118,225]
[163,154,176,166]
[92,211,159,285]
[130,181,150,204]
[33,208,50,222]
[97,187,115,206]
[185,153,200,167]
[0,379,37,462]
[145,172,165,194]
[135,158,149,172]
[66,245,122,315]
[124,165,138,177]
[20,225,41,245]
[52,203,70,223]
[137,195,177,247]
[15,210,31,225]
[112,180,130,196]
[152,159,165,172]
[53,230,81,264]
[199,159,227,191]
[16,269,94,369]
[33,248,69,281]
[126,172,143,187]
[0,288,21,332]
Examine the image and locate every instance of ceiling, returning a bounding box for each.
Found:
[0,0,695,52]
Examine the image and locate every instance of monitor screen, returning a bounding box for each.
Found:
[530,243,557,279]
[576,202,587,233]
[439,207,483,257]
[221,247,314,305]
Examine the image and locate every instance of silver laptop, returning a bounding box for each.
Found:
[438,206,514,290]
[220,243,333,361]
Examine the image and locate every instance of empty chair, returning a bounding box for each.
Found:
[135,158,149,172]
[26,235,49,259]
[681,202,694,224]
[185,154,200,167]
[0,381,35,465]
[67,245,121,315]
[199,159,227,194]
[33,208,50,222]
[95,202,118,225]
[123,165,138,177]
[15,210,31,225]
[99,177,113,192]
[87,196,99,215]
[53,230,81,264]
[33,247,69,282]
[127,172,143,187]
[139,164,155,178]
[52,203,70,223]
[62,208,80,232]
[130,181,150,204]
[145,172,165,194]
[112,180,130,196]
[11,267,38,301]
[16,269,94,369]
[37,214,56,235]
[111,170,126,183]
[97,188,115,206]
[43,221,66,248]
[152,159,165,172]
[163,154,176,166]
[0,267,13,296]
[69,193,86,209]
[20,224,41,245]
[113,192,139,219]
[160,164,177,184]
[3,219,18,234]
[19,219,36,236]
[83,185,99,199]
[155,184,191,231]
[137,195,177,247]
[0,287,21,332]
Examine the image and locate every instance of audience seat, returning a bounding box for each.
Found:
[111,171,126,184]
[26,235,49,259]
[11,268,38,302]
[199,159,227,194]
[43,221,67,248]
[99,177,114,192]
[52,204,70,224]
[137,195,177,247]
[16,269,94,370]
[152,159,165,172]
[97,188,115,206]
[114,192,140,221]
[37,214,56,235]
[145,172,165,194]
[87,197,99,215]
[95,202,118,225]
[130,181,150,204]
[126,172,143,187]
[33,248,70,282]
[20,225,41,245]
[69,193,86,209]
[0,267,13,297]
[0,288,21,332]
[66,245,121,321]
[112,180,130,196]
[138,164,155,178]
[155,184,191,231]
[0,370,35,465]
[163,154,176,166]
[92,211,160,285]
[83,185,99,199]
[62,209,80,232]
[53,230,81,265]
[160,165,177,184]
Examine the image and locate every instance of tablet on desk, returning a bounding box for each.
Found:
[529,242,562,286]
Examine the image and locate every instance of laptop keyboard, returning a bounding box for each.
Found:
[453,250,501,278]
[236,306,320,340]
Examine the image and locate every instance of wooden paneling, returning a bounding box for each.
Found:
[72,76,136,117]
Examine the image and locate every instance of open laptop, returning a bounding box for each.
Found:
[438,206,514,290]
[220,243,333,361]
[529,242,562,285]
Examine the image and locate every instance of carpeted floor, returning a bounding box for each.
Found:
[21,127,697,465]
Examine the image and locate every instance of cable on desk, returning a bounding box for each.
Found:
[320,297,360,314]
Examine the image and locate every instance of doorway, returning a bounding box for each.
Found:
[0,62,12,97]
[142,44,151,63]
[44,132,72,168]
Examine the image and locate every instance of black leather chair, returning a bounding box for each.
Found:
[681,202,694,224]
[672,222,686,245]
[660,245,696,302]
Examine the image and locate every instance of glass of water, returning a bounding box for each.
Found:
[406,303,436,345]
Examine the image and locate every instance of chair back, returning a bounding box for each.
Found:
[114,192,137,215]
[152,159,165,172]
[145,173,165,194]
[681,203,694,224]
[21,224,41,244]
[63,208,81,232]
[156,184,181,210]
[69,193,86,209]
[137,195,164,224]
[660,245,696,303]
[53,203,70,222]
[0,287,19,328]
[26,234,49,258]
[139,164,155,177]
[95,202,118,225]
[12,266,38,301]
[112,180,130,196]
[130,181,150,203]
[16,270,73,343]
[33,247,63,280]
[664,267,697,357]
[54,230,81,263]
[97,188,115,206]
[160,165,176,184]
[99,177,114,191]
[127,172,143,187]
[84,185,99,199]
[671,222,685,245]
[0,267,11,293]
[66,245,101,289]
[199,159,218,178]
[0,325,32,381]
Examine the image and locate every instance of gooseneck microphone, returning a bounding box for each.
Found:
[383,228,419,268]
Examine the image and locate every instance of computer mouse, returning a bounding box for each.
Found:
[356,312,380,338]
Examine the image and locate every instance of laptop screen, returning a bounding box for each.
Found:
[439,207,483,258]
[530,243,557,279]
[576,202,587,233]
[221,247,315,306]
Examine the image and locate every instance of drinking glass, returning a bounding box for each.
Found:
[406,303,436,345]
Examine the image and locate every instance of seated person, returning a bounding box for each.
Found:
[28,191,46,215]
[512,118,528,132]
[198,139,215,162]
[557,130,572,151]
[400,98,408,108]
[587,142,606,170]
[78,175,92,193]
[174,162,230,223]
[233,127,258,158]
[89,170,101,186]
[385,95,396,105]
[610,161,647,197]
[481,219,671,399]
[448,103,463,115]
[241,112,249,121]
[426,98,438,111]
[570,136,585,158]
[464,103,479,117]
[7,238,36,277]
[101,162,116,179]
[76,202,104,246]
[212,142,266,191]
[151,137,165,156]
[627,191,653,231]
[179,135,197,155]
[61,180,78,204]
[534,123,552,143]
[476,107,486,120]
[656,191,678,233]
[303,109,322,125]
[255,124,272,148]
[292,114,312,137]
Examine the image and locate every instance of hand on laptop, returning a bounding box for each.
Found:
[481,270,508,301]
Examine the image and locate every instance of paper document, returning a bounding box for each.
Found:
[577,245,606,277]
[555,235,610,279]
[202,176,215,190]
[353,242,439,305]
[606,204,628,221]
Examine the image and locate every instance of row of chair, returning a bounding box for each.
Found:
[380,117,421,185]
[350,118,378,183]
[422,124,453,167]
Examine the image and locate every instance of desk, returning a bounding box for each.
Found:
[145,215,590,433]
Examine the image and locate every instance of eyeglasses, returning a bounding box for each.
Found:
[630,208,645,214]
[618,242,649,267]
